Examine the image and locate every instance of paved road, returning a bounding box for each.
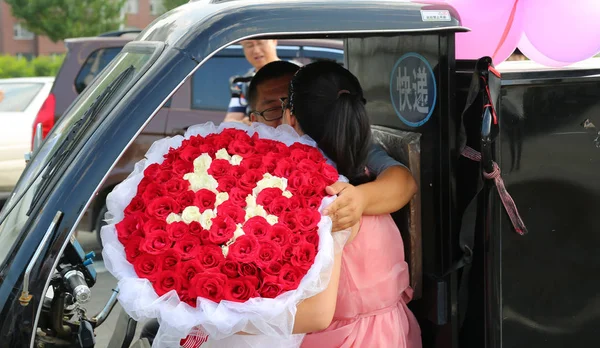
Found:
[77,230,147,347]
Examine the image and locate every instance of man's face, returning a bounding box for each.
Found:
[250,75,293,128]
[241,40,279,70]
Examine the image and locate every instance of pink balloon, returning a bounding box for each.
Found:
[452,0,523,65]
[522,0,600,63]
[517,33,571,67]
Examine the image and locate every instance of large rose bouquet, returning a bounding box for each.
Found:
[101,122,347,348]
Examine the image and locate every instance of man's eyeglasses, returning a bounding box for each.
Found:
[249,106,283,122]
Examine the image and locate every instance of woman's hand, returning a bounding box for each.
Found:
[323,182,367,232]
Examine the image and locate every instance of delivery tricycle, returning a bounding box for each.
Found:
[0,0,598,347]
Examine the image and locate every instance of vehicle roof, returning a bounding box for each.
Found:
[497,57,600,73]
[0,77,55,84]
[137,0,466,62]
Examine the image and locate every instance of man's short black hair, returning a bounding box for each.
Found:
[248,60,301,110]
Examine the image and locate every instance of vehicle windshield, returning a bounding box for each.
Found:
[0,42,161,268]
[0,82,44,112]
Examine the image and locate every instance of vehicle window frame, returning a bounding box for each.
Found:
[74,46,124,94]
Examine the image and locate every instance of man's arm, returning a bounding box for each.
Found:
[324,143,417,231]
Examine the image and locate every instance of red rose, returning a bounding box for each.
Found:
[238,169,265,192]
[176,190,195,208]
[221,260,240,278]
[297,184,317,198]
[306,175,327,196]
[303,196,323,210]
[273,142,291,157]
[194,189,216,213]
[286,171,307,192]
[142,182,167,202]
[229,187,249,208]
[274,159,294,178]
[256,188,283,208]
[124,236,144,262]
[281,244,294,262]
[208,216,236,244]
[217,175,237,192]
[165,177,188,197]
[137,177,153,194]
[144,163,161,179]
[146,196,181,219]
[133,253,161,281]
[125,196,146,216]
[291,241,317,270]
[224,276,259,302]
[143,218,168,236]
[198,228,212,246]
[290,148,308,163]
[297,159,318,173]
[228,235,260,263]
[141,230,171,255]
[304,232,320,249]
[171,159,194,177]
[256,240,282,268]
[163,148,182,168]
[240,155,264,171]
[297,208,321,231]
[217,203,245,224]
[267,197,289,216]
[154,271,184,296]
[306,147,327,164]
[289,234,303,246]
[278,264,304,291]
[320,162,339,185]
[259,275,284,298]
[287,196,302,211]
[228,140,255,158]
[197,143,216,157]
[242,216,271,240]
[174,234,203,260]
[167,221,189,241]
[189,273,227,302]
[197,245,225,269]
[280,212,299,232]
[261,154,279,173]
[161,249,181,271]
[116,214,144,243]
[229,166,246,179]
[238,262,259,278]
[177,259,204,282]
[188,221,203,236]
[262,261,283,276]
[212,136,232,150]
[187,135,204,147]
[254,139,276,155]
[208,159,233,179]
[179,146,203,163]
[233,130,252,142]
[154,170,174,184]
[268,223,291,246]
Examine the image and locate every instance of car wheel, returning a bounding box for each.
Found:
[95,204,108,247]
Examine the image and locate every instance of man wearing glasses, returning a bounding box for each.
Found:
[246,60,417,232]
[224,39,281,125]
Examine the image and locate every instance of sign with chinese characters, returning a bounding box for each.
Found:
[389,53,437,127]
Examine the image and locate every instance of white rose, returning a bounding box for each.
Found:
[181,206,201,224]
[221,245,229,258]
[215,192,229,208]
[193,153,212,173]
[166,213,182,224]
[215,148,231,161]
[184,172,218,192]
[253,173,288,196]
[266,215,279,225]
[246,204,267,220]
[230,154,243,166]
[233,224,245,240]
[246,195,257,209]
[200,209,216,230]
[282,190,293,198]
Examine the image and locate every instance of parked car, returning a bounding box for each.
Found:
[33,31,343,241]
[0,77,54,202]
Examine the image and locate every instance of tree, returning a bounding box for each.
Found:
[6,0,127,43]
[162,0,189,13]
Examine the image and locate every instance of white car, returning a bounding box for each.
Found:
[0,77,54,197]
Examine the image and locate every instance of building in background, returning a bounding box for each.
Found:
[0,0,161,57]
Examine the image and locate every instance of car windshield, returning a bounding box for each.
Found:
[0,42,161,268]
[0,83,44,112]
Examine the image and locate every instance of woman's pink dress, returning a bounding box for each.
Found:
[300,214,422,348]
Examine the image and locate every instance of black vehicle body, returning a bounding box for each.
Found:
[0,0,598,347]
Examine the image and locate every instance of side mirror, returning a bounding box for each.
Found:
[25,123,43,163]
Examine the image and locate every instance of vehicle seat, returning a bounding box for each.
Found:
[371,125,422,299]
